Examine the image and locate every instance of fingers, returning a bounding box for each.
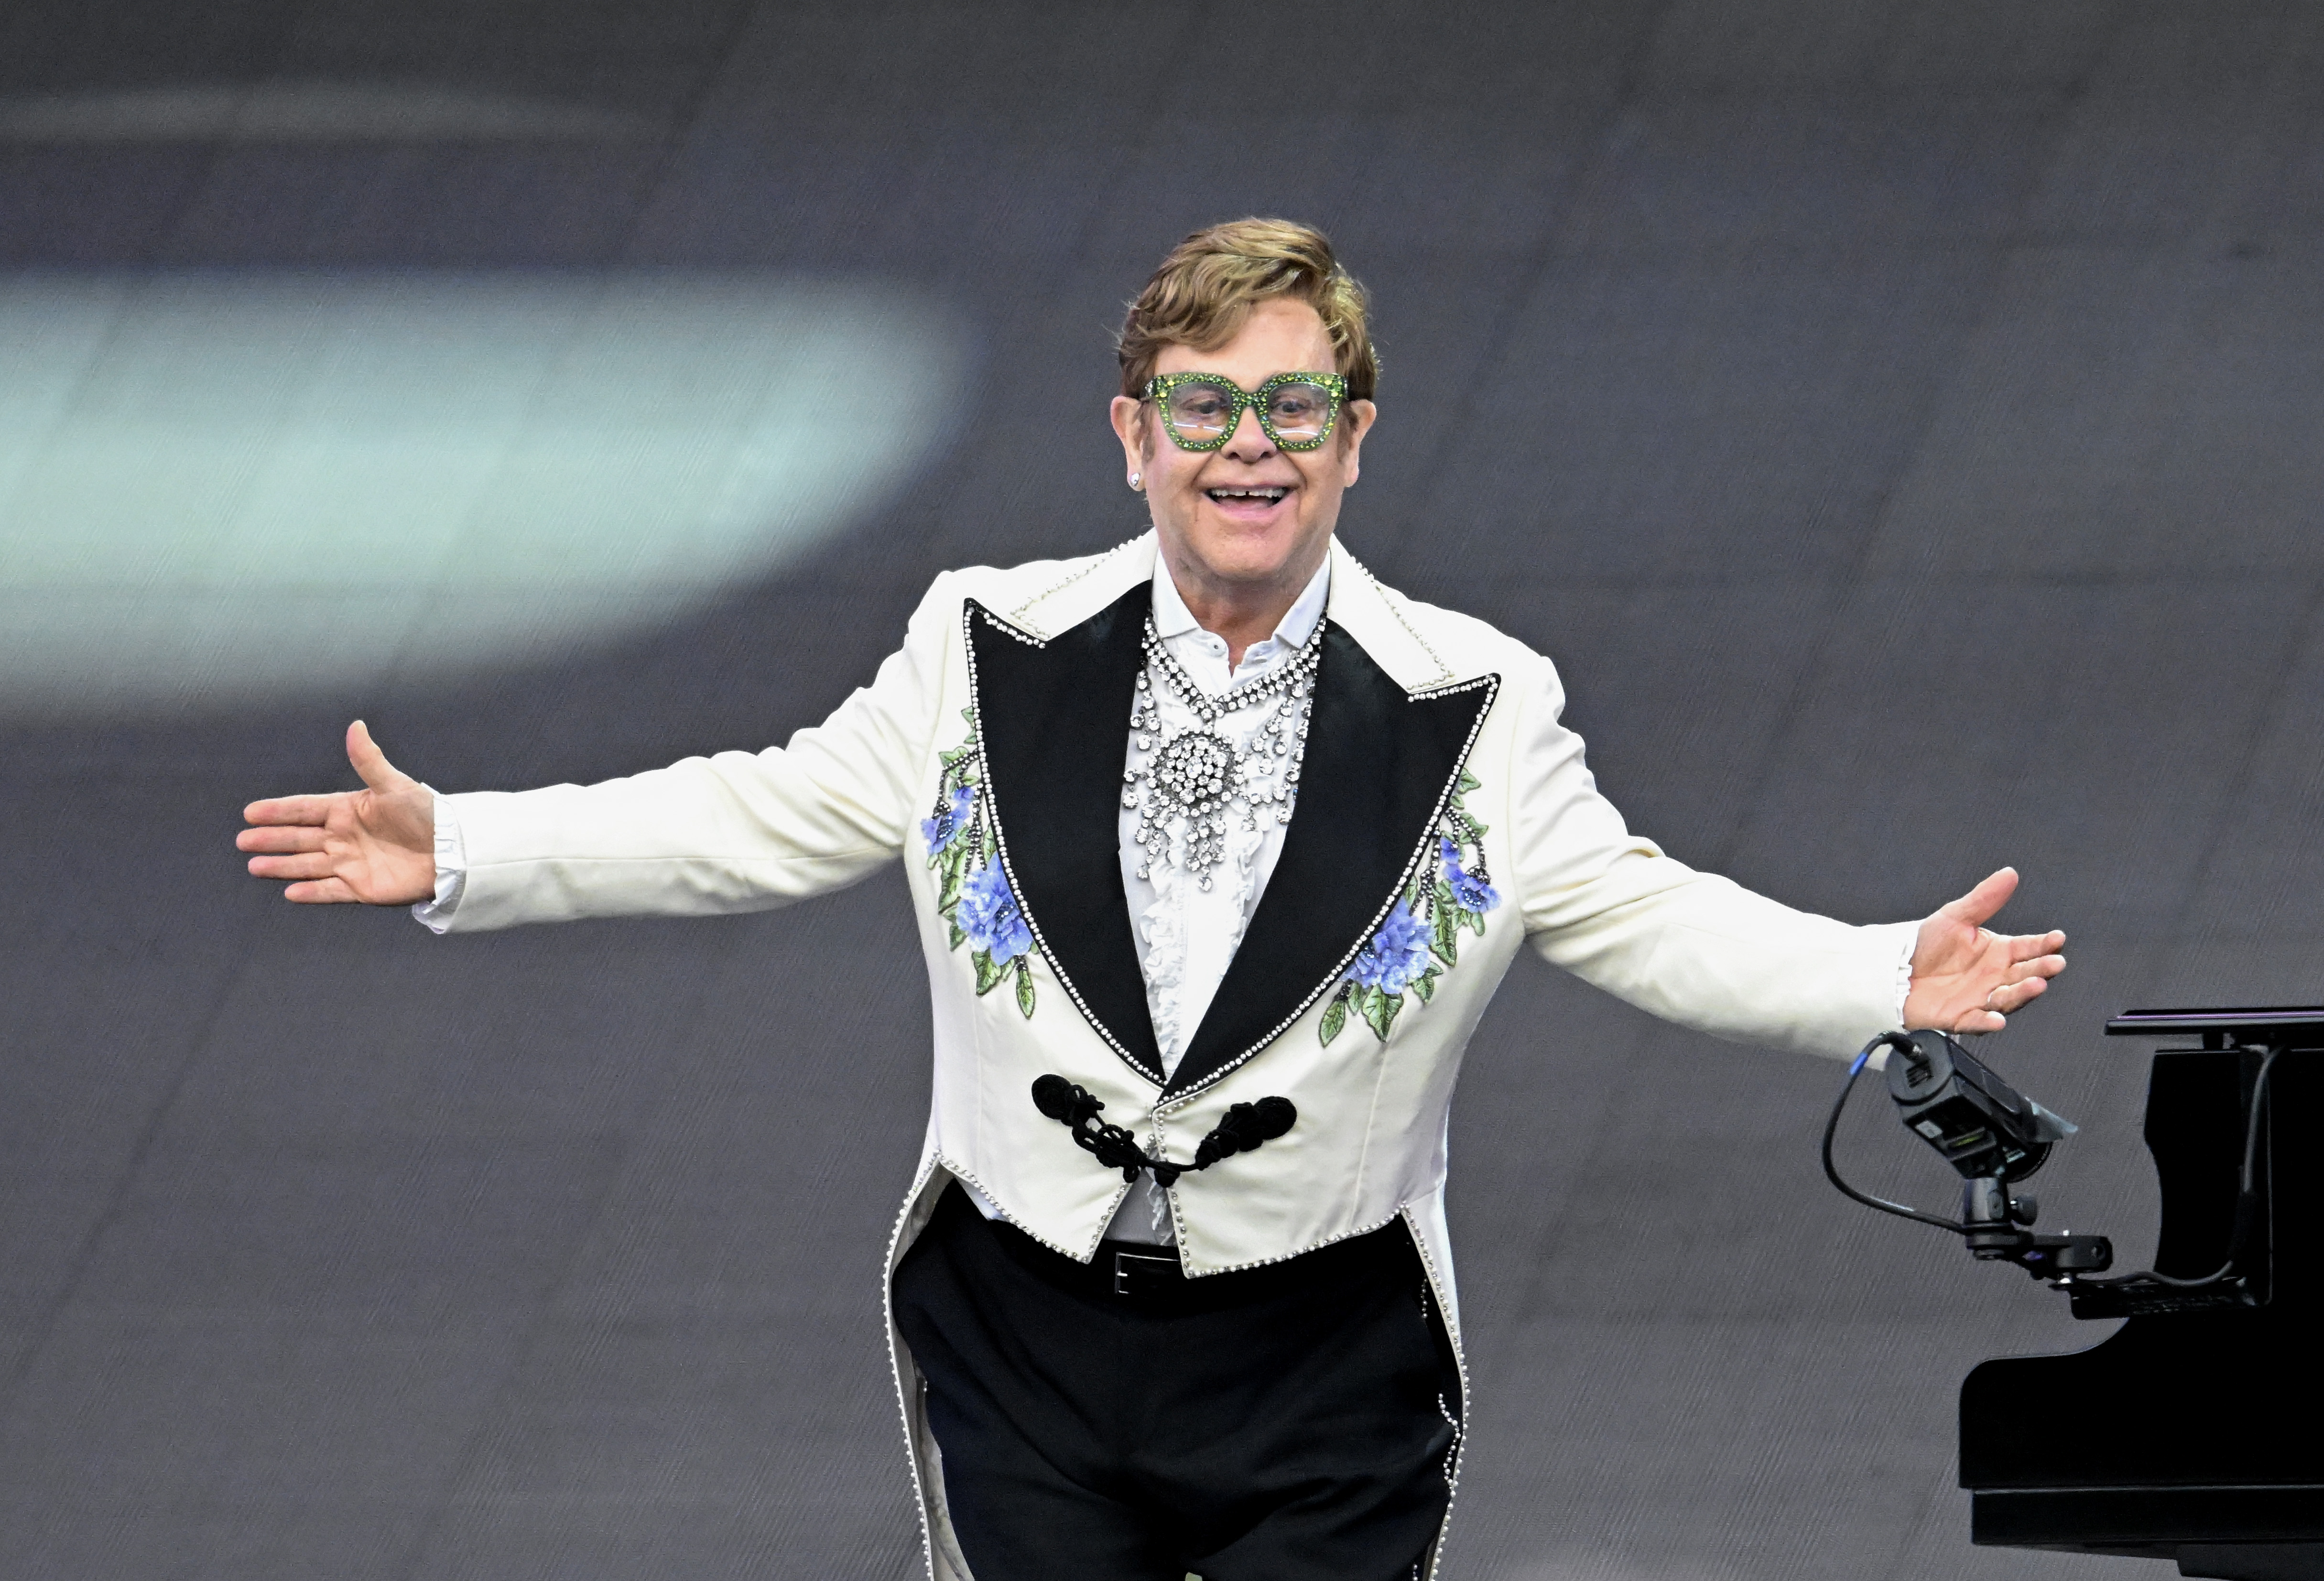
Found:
[244,793,339,826]
[1988,974,2050,1015]
[246,850,340,880]
[1942,866,2019,928]
[2007,929,2066,962]
[1987,943,2066,985]
[346,719,413,794]
[1943,942,2063,1031]
[238,824,326,855]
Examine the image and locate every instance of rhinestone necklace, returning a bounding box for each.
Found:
[1123,615,1324,890]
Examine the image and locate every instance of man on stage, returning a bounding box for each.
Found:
[239,218,2066,1581]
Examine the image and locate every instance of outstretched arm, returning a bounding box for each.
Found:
[238,720,435,905]
[1506,652,2068,1055]
[1902,866,2065,1035]
[239,573,959,933]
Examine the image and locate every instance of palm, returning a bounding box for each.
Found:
[1901,867,2066,1035]
[239,721,436,905]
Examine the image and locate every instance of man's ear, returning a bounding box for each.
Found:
[1109,394,1151,476]
[1338,398,1377,483]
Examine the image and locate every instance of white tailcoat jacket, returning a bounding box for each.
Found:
[435,532,1914,1578]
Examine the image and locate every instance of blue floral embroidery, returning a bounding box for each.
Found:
[1322,767,1499,1045]
[957,858,1032,966]
[921,784,975,854]
[923,709,1038,1018]
[1346,902,1433,996]
[1441,836,1500,914]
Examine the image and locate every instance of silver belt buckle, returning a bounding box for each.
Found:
[1111,1249,1179,1296]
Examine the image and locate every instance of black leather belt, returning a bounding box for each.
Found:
[1109,1245,1183,1298]
[964,1185,1423,1316]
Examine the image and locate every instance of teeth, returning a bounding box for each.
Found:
[1208,487,1286,500]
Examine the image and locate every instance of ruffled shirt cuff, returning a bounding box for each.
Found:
[1892,929,1916,1026]
[409,789,467,934]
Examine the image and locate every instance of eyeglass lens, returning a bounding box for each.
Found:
[1163,379,1336,445]
[1263,381,1335,443]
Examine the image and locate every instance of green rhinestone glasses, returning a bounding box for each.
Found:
[1143,370,1349,452]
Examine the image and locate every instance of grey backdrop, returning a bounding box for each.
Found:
[5,2,2324,1577]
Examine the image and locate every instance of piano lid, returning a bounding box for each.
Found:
[2107,1007,2324,1046]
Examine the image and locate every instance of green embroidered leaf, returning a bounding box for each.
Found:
[1359,984,1401,1041]
[949,919,966,951]
[937,848,967,914]
[1456,768,1481,795]
[1411,967,1438,1003]
[1319,987,1350,1046]
[1014,957,1036,1018]
[1465,906,1488,937]
[1465,817,1488,839]
[1431,897,1461,968]
[973,950,1007,996]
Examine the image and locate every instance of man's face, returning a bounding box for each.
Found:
[1110,297,1375,595]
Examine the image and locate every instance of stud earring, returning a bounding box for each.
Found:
[1129,473,1142,492]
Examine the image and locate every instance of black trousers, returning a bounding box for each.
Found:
[892,1183,1461,1581]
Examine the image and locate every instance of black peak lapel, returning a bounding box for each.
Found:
[1165,626,1497,1099]
[965,589,1164,1083]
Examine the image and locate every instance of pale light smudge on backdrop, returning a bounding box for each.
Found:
[0,273,969,715]
[0,82,664,142]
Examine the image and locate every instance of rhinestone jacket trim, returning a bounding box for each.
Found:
[1008,536,1143,630]
[882,1157,948,1581]
[1357,559,1455,686]
[1403,1212,1471,1581]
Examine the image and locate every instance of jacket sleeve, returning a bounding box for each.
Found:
[429,573,956,932]
[1506,652,1913,1057]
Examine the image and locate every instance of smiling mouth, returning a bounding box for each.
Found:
[1205,486,1288,505]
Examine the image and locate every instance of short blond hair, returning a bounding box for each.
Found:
[1117,217,1377,402]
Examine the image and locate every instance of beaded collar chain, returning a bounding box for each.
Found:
[1123,614,1324,890]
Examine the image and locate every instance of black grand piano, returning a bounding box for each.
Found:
[1960,1008,2324,1580]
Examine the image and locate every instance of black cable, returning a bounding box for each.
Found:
[2074,1043,2280,1291]
[1822,1031,1970,1234]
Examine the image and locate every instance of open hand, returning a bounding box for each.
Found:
[238,721,435,905]
[1902,867,2065,1035]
